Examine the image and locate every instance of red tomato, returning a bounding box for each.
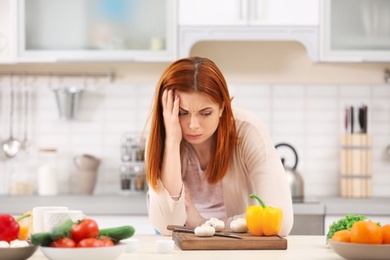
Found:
[50,238,77,248]
[77,238,104,248]
[71,218,99,243]
[99,236,115,246]
[100,236,115,247]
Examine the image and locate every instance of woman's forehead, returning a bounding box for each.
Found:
[177,91,217,111]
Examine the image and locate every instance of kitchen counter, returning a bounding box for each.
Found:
[28,235,341,260]
[1,194,389,216]
[0,193,148,215]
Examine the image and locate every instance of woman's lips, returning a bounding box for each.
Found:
[186,134,202,140]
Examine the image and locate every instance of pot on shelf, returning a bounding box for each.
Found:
[275,143,304,203]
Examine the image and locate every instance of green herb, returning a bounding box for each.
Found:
[326,214,367,240]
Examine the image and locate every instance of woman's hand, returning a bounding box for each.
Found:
[162,89,182,144]
[184,185,206,228]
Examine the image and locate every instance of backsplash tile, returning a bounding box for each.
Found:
[0,82,389,198]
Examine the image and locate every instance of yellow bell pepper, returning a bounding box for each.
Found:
[246,194,283,236]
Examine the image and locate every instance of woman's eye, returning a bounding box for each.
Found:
[179,111,188,116]
[201,112,212,116]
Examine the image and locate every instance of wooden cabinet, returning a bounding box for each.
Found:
[320,0,390,61]
[179,0,319,26]
[2,0,177,63]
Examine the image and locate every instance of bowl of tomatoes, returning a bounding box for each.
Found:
[40,242,127,260]
[31,218,134,260]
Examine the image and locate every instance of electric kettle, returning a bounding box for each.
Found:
[275,143,304,203]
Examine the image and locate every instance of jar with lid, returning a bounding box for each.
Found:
[37,148,59,196]
[7,154,35,196]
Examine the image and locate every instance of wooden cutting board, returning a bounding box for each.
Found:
[172,231,287,250]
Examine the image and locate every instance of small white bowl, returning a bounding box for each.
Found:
[155,240,174,254]
[123,238,139,253]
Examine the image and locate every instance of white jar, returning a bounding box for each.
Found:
[37,148,58,196]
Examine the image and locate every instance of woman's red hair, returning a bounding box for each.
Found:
[145,56,237,190]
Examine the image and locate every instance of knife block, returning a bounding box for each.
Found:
[340,134,372,198]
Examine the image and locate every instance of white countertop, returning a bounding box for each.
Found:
[1,194,389,216]
[28,235,342,260]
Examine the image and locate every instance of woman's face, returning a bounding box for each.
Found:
[176,91,223,145]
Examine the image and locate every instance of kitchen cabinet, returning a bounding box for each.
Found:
[0,0,15,63]
[320,0,390,62]
[8,0,177,63]
[179,0,319,26]
[178,0,319,61]
[178,0,320,61]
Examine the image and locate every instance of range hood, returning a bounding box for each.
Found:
[178,26,319,62]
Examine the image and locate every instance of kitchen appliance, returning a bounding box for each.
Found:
[275,143,304,203]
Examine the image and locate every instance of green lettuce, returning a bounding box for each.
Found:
[326,214,367,240]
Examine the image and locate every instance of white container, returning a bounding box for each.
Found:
[37,148,59,196]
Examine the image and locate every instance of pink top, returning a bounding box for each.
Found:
[182,145,226,220]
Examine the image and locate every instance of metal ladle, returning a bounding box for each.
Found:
[20,77,29,151]
[2,78,21,158]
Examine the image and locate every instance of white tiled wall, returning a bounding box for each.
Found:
[1,82,390,197]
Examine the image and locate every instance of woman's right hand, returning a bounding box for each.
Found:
[162,89,182,144]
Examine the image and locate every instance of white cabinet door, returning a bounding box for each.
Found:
[321,0,390,62]
[15,0,177,62]
[0,0,17,63]
[179,0,319,26]
[250,0,319,26]
[179,0,246,26]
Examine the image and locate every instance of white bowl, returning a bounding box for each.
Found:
[328,240,390,260]
[40,243,126,260]
[155,239,174,254]
[0,244,38,260]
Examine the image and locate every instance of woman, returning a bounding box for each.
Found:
[145,56,293,236]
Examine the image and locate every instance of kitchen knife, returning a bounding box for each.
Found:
[344,106,349,133]
[350,106,354,134]
[167,225,242,239]
[358,106,364,133]
[363,105,368,133]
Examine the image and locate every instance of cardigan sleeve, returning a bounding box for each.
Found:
[232,109,294,236]
[147,180,187,235]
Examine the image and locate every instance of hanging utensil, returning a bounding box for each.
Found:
[20,80,29,151]
[2,76,21,158]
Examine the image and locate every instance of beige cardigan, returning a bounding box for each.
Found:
[148,108,294,236]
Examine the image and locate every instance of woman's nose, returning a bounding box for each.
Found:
[189,116,199,129]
